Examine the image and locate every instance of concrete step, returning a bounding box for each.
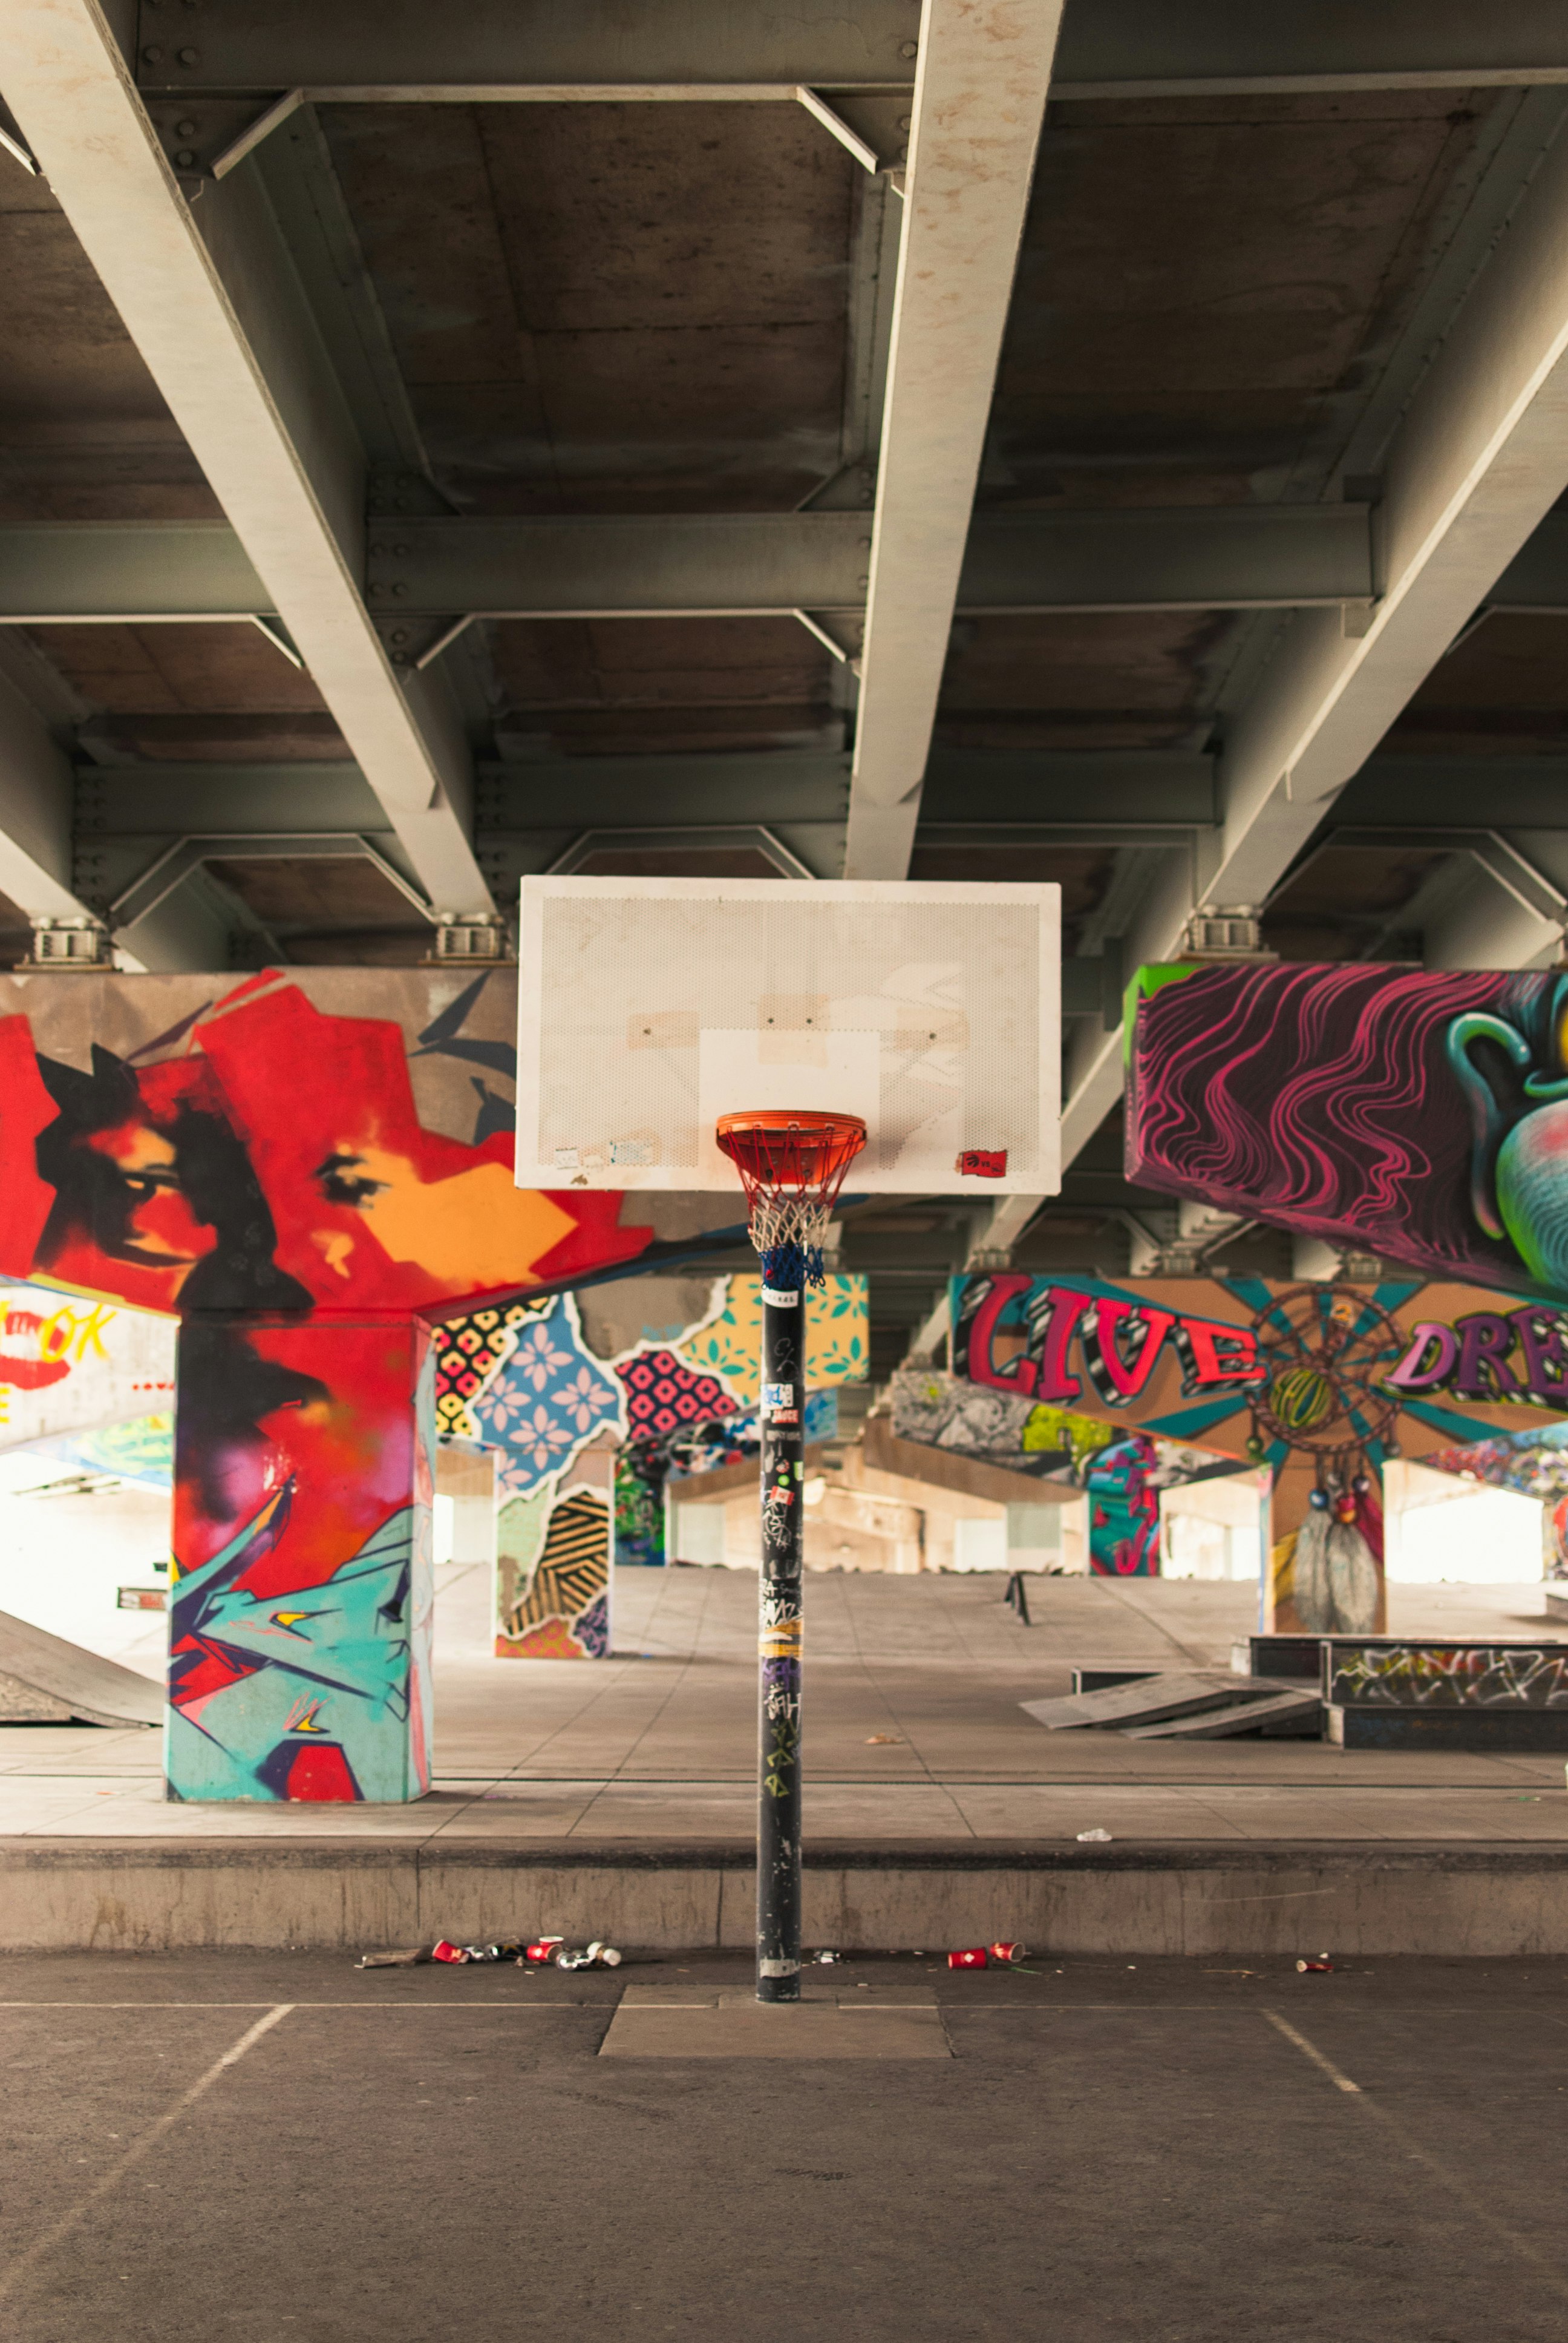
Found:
[6,1835,1568,1956]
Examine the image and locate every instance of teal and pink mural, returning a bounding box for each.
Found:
[1126,963,1568,1306]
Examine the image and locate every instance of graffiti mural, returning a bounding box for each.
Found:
[41,1412,174,1489]
[1126,962,1568,1306]
[950,1271,1565,1628]
[1419,1420,1568,1573]
[887,1362,1236,1576]
[0,1280,174,1449]
[1327,1642,1568,1708]
[0,969,658,1799]
[168,1319,436,1802]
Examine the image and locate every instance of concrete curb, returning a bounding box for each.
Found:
[5,1838,1568,1955]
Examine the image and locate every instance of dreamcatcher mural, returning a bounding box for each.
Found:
[1243,1285,1407,1636]
[952,1270,1567,1632]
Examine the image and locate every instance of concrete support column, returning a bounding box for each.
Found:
[167,1313,434,1803]
[1006,1501,1062,1573]
[436,1443,497,1568]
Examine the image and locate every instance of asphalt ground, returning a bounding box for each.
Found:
[2,1949,1566,2341]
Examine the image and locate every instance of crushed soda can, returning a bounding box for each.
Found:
[989,1941,1027,1965]
[554,1941,624,1970]
[813,1949,841,1964]
[524,1936,564,1964]
[948,1947,988,1970]
[430,1939,468,1964]
[1296,1957,1334,1973]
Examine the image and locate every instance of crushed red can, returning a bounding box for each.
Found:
[525,1936,564,1964]
[1296,1958,1334,1973]
[989,1942,1027,1965]
[948,1947,989,1969]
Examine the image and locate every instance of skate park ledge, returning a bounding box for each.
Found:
[6,1838,1568,1957]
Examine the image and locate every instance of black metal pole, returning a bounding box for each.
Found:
[757,1270,804,2002]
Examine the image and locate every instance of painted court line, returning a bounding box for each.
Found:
[1263,2007,1568,2298]
[1262,2008,1361,2090]
[0,2003,294,2308]
[0,2001,597,2011]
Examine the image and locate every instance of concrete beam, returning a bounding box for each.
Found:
[2,0,491,919]
[0,505,1379,623]
[844,0,1063,879]
[139,2,1568,104]
[1339,756,1568,827]
[76,746,1568,863]
[71,747,1215,834]
[0,666,96,926]
[1050,3,1568,100]
[1478,507,1568,608]
[135,1,926,100]
[1423,863,1567,970]
[1057,97,1568,1170]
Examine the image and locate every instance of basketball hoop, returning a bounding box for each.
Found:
[716,1110,867,1287]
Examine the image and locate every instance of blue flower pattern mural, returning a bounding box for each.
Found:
[470,1301,624,1497]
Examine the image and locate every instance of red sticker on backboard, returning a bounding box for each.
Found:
[956,1150,1008,1178]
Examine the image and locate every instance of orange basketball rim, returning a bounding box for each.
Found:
[715,1111,866,1288]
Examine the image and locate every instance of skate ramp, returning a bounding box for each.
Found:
[0,1608,162,1726]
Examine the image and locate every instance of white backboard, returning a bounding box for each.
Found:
[515,877,1059,1195]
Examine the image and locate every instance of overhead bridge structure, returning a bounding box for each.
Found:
[1,1,1567,1321]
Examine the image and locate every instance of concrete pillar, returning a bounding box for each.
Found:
[1006,1502,1062,1572]
[436,1442,497,1567]
[166,1314,434,1803]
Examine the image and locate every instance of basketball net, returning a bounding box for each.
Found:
[715,1112,867,1288]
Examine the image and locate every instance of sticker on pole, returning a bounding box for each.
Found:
[762,1288,800,1308]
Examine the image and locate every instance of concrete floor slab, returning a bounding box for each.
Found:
[5,1952,1568,2338]
[600,1980,950,2057]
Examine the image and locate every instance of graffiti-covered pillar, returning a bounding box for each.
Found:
[166,1314,434,1804]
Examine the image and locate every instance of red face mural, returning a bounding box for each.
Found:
[0,969,654,1803]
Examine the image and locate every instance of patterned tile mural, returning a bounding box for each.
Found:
[438,1273,871,1649]
[0,969,658,1800]
[475,1302,624,1496]
[675,1276,869,1403]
